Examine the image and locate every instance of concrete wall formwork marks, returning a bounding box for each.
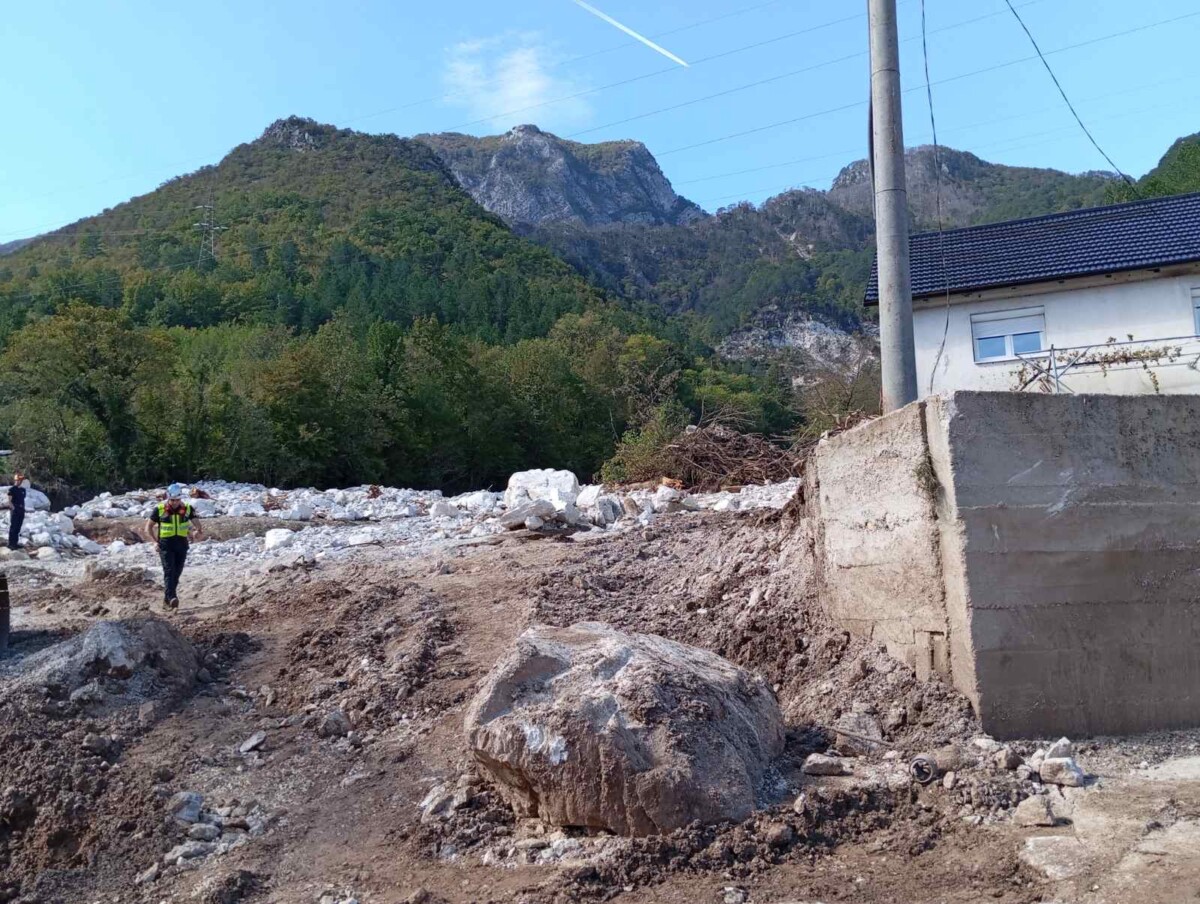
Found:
[810,391,1200,739]
[810,403,950,678]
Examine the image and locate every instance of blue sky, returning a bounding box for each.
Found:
[2,0,1198,240]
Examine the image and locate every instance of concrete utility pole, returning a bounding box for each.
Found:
[868,0,919,411]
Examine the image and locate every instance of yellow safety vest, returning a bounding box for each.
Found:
[156,502,193,540]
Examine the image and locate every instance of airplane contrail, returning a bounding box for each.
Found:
[571,0,690,68]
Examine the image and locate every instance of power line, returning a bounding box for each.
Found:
[437,10,869,134]
[683,70,1197,191]
[0,6,801,229]
[921,0,952,396]
[1000,0,1136,188]
[658,8,1200,158]
[345,0,792,126]
[690,90,1200,206]
[565,0,1048,141]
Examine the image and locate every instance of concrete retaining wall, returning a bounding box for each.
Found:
[809,403,951,680]
[809,391,1200,738]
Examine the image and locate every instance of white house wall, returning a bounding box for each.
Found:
[913,274,1200,396]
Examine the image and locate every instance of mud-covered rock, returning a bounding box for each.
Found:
[465,621,785,836]
[2,618,199,703]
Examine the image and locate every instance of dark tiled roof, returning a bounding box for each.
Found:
[865,192,1200,304]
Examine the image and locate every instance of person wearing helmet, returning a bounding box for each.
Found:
[145,483,202,610]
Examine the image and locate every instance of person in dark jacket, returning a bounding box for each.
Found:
[6,472,27,551]
[145,483,202,610]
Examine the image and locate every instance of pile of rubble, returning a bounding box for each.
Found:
[0,510,104,561]
[67,481,444,523]
[2,469,800,568]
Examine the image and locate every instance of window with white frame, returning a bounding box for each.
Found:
[970,307,1047,362]
[1192,287,1200,335]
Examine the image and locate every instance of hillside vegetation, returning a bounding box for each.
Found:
[0,119,791,496]
[3,119,1197,499]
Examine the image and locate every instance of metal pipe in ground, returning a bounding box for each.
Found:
[0,571,9,653]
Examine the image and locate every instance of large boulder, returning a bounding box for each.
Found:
[504,469,580,511]
[465,622,785,836]
[1,485,50,511]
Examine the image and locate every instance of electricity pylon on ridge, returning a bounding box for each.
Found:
[193,199,227,266]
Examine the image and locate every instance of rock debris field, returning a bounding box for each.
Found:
[3,468,1200,904]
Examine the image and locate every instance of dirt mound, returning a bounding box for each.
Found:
[531,511,977,753]
[229,572,460,736]
[1,617,199,706]
[0,620,235,903]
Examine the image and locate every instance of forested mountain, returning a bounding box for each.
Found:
[0,117,792,496]
[521,144,1119,339]
[1,116,1196,500]
[419,125,706,228]
[1126,133,1200,200]
[0,117,611,344]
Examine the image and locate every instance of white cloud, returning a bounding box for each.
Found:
[443,34,593,131]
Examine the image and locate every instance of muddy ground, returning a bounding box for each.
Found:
[3,508,1200,904]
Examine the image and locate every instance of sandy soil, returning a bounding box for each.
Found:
[3,509,1200,904]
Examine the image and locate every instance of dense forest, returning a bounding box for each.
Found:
[0,119,792,496]
[1,119,1197,498]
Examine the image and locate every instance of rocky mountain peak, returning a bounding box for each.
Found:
[417,126,707,228]
[259,117,335,152]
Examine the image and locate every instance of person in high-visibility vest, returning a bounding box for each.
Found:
[145,483,203,610]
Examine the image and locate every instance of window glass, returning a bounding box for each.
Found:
[970,307,1046,363]
[1011,331,1043,355]
[975,336,1007,360]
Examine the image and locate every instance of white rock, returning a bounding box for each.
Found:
[524,516,545,531]
[78,538,103,555]
[1046,737,1073,759]
[288,503,315,520]
[25,488,51,511]
[346,530,376,547]
[163,840,215,864]
[504,469,580,510]
[239,731,267,754]
[228,502,266,518]
[190,498,218,517]
[35,547,58,561]
[558,502,587,527]
[453,490,501,514]
[430,499,461,519]
[167,791,204,825]
[47,513,74,534]
[499,499,556,530]
[263,528,296,551]
[575,485,603,509]
[108,540,126,554]
[803,753,851,776]
[1040,757,1086,787]
[651,485,684,513]
[594,496,623,525]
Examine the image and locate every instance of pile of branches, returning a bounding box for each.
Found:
[657,424,805,492]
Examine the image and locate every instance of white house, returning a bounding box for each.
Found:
[867,193,1200,396]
